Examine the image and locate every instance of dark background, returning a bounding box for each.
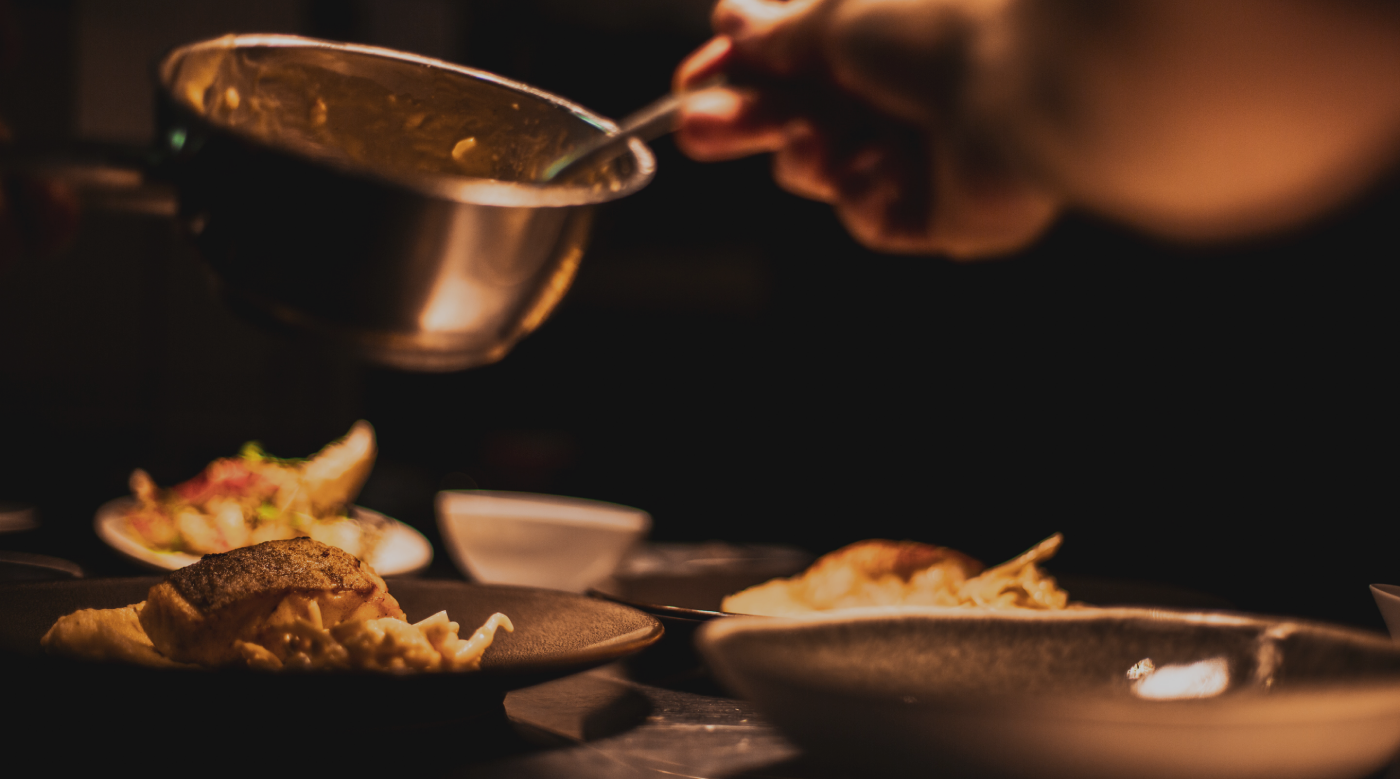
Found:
[1,0,1395,629]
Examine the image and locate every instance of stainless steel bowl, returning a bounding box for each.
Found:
[154,35,655,371]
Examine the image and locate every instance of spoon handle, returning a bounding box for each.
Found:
[542,79,723,183]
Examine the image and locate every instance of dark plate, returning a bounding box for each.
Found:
[0,576,663,741]
[588,587,729,622]
[0,551,83,581]
[698,608,1400,779]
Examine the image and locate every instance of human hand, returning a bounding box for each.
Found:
[673,0,1060,258]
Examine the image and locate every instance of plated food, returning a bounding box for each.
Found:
[97,499,432,576]
[722,534,1071,616]
[109,422,429,573]
[43,538,511,672]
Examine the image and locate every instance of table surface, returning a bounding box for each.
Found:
[455,663,1400,779]
[3,533,1398,777]
[495,664,814,779]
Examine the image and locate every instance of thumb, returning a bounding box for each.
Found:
[712,0,836,77]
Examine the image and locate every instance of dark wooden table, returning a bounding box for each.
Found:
[490,664,813,778]
[462,663,1400,779]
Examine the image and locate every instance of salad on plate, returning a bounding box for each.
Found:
[121,421,386,561]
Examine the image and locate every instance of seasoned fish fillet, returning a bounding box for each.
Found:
[140,537,404,666]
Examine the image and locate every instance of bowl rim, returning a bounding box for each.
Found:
[156,33,657,208]
[696,605,1400,714]
[1372,583,1400,598]
[698,603,1400,642]
[435,489,652,532]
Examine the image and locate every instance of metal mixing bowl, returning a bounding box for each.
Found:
[154,34,655,371]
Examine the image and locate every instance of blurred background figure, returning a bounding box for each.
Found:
[0,0,1395,628]
[0,0,79,274]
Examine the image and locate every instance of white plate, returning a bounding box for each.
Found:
[94,497,432,576]
[698,607,1400,779]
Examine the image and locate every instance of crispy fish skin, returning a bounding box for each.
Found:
[140,537,404,666]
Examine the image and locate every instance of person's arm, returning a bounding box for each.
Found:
[676,0,1400,256]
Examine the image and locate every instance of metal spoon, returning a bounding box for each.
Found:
[541,79,724,183]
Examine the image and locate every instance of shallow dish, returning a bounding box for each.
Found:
[0,576,664,738]
[95,497,432,575]
[698,608,1400,779]
[593,556,1235,684]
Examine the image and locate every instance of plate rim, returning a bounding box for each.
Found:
[588,587,731,622]
[2,576,665,682]
[94,496,433,576]
[696,605,1400,714]
[696,602,1400,638]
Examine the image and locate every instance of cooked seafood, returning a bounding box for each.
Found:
[122,421,385,558]
[722,534,1070,616]
[139,536,404,666]
[43,538,512,672]
[38,602,190,669]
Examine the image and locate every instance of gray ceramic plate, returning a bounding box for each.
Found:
[0,577,663,734]
[698,607,1400,779]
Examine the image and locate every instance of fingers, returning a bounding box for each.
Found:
[679,99,1059,256]
[712,0,833,77]
[712,0,808,37]
[826,130,941,253]
[673,0,839,164]
[674,0,831,96]
[772,119,839,202]
[674,35,791,163]
[834,136,1061,258]
[920,144,1062,259]
[675,36,733,93]
[676,87,789,162]
[772,112,913,208]
[671,0,1060,257]
[768,118,1061,257]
